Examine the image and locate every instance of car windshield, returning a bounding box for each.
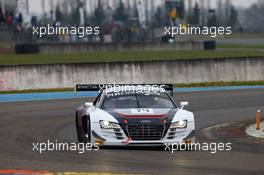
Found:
[102,93,176,109]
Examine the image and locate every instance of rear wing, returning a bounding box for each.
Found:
[75,84,174,96]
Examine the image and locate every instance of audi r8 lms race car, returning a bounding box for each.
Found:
[75,84,195,146]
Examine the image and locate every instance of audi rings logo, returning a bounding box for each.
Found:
[140,120,152,124]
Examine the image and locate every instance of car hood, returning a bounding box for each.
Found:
[105,108,178,125]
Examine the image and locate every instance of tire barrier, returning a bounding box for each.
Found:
[15,44,39,54]
[203,40,216,50]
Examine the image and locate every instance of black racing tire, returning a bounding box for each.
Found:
[86,118,91,143]
[76,112,91,143]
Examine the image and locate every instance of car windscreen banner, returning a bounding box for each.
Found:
[75,84,174,95]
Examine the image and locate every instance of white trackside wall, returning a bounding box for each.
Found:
[1,57,264,91]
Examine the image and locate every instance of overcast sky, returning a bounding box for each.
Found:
[28,0,258,15]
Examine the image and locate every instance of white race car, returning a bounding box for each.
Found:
[75,84,195,146]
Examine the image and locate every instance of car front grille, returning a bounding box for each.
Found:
[126,124,165,140]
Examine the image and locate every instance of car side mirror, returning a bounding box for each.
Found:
[84,102,94,107]
[180,101,189,109]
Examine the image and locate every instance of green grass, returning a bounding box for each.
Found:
[1,50,264,65]
[1,81,264,94]
[218,33,264,39]
[217,44,264,50]
[0,88,73,94]
[175,81,264,87]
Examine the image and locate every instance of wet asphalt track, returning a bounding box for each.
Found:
[0,89,264,175]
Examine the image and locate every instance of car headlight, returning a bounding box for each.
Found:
[99,120,121,129]
[170,120,187,128]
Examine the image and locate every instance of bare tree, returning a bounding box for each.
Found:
[240,0,264,32]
